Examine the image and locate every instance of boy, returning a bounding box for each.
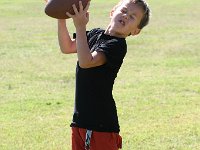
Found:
[58,0,150,149]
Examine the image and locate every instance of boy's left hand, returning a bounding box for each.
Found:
[66,1,90,29]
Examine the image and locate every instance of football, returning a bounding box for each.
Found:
[45,0,90,19]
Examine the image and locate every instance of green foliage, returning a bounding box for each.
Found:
[0,0,200,149]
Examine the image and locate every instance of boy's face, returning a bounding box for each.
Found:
[109,0,144,37]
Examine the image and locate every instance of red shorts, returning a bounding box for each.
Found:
[72,127,122,150]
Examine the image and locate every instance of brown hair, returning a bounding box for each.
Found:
[134,0,150,29]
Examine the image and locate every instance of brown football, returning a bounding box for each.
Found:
[45,0,90,19]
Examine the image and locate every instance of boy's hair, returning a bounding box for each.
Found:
[117,0,151,29]
[133,0,150,29]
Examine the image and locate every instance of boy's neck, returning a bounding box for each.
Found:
[104,25,127,38]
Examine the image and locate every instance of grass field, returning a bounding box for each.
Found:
[0,0,200,149]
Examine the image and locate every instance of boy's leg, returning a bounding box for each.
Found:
[71,127,86,150]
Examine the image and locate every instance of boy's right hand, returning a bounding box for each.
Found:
[66,1,90,29]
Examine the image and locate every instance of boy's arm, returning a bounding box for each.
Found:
[57,19,77,54]
[76,27,106,68]
[67,1,106,68]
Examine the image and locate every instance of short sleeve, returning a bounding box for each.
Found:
[97,39,127,68]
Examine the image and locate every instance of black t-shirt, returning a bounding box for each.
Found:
[70,28,127,133]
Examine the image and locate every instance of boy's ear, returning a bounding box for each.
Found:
[131,28,141,36]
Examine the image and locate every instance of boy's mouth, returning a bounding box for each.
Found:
[119,20,125,26]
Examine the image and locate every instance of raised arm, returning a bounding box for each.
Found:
[57,19,77,54]
[66,1,106,68]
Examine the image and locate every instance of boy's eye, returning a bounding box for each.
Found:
[121,9,127,13]
[130,15,135,19]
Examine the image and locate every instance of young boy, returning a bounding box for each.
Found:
[57,0,150,149]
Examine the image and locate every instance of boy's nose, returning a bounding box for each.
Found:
[123,14,129,20]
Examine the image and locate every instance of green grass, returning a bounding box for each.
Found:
[0,0,200,149]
